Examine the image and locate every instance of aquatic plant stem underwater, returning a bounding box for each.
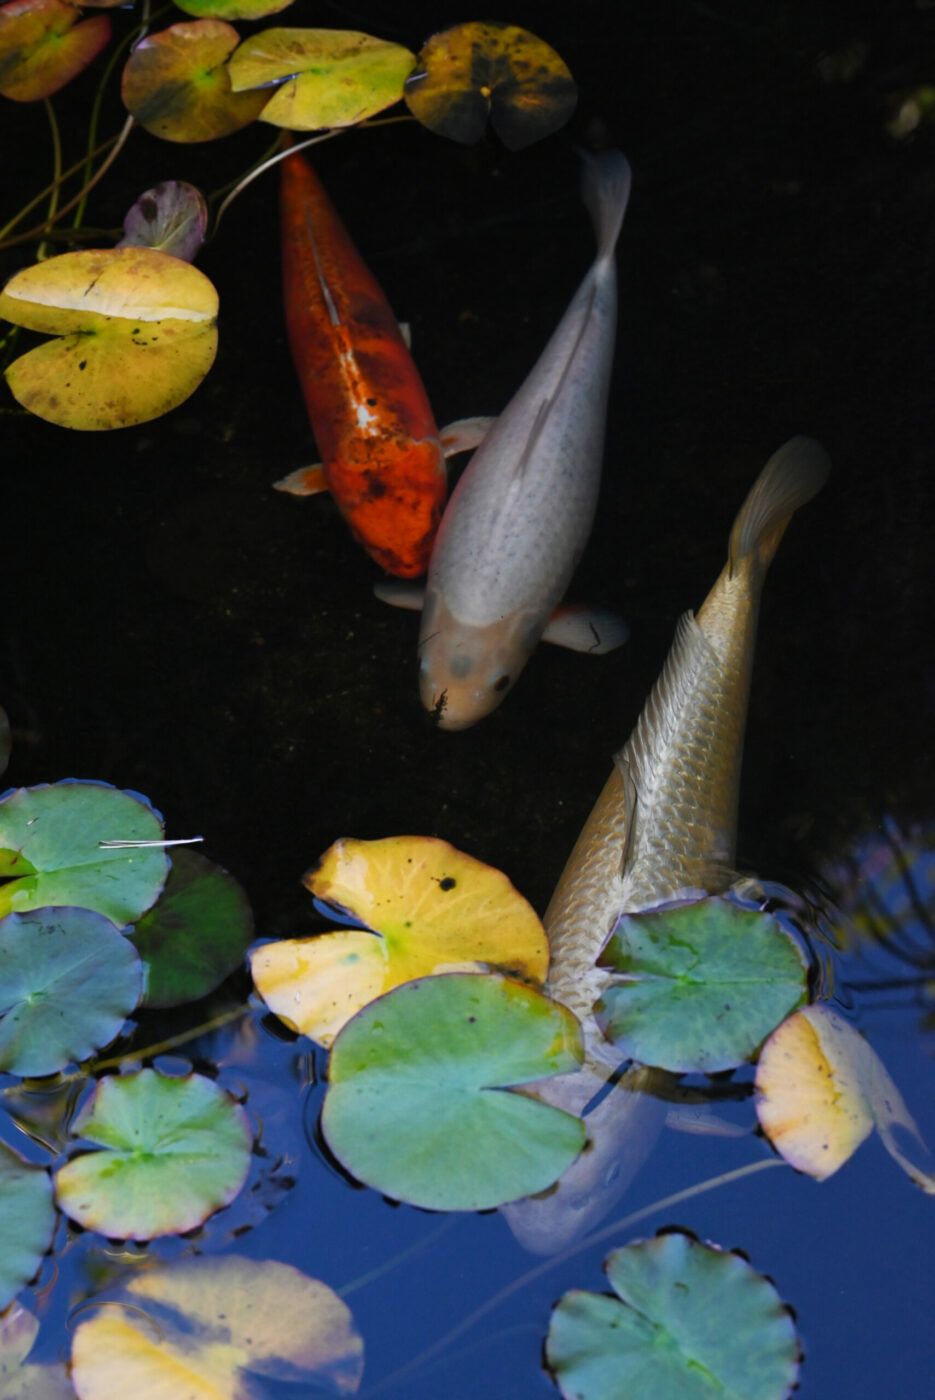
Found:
[360,1157,785,1396]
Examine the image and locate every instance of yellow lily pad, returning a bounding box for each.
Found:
[756,1003,935,1190]
[176,0,294,19]
[404,21,577,150]
[70,1256,364,1398]
[251,836,549,1046]
[121,18,269,142]
[227,27,415,130]
[0,247,218,429]
[0,0,110,102]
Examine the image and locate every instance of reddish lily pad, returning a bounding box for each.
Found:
[121,18,269,142]
[251,835,548,1046]
[404,21,577,150]
[0,0,110,102]
[118,181,208,262]
[0,247,218,429]
[54,1068,253,1240]
[228,27,415,130]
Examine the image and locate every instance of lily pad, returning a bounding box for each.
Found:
[0,1140,56,1311]
[0,1302,75,1399]
[756,1003,935,1190]
[228,27,415,130]
[546,1231,800,1400]
[0,782,168,925]
[70,1255,364,1398]
[322,972,586,1211]
[0,248,219,430]
[54,1068,253,1239]
[252,835,549,1046]
[121,19,269,142]
[175,0,294,19]
[596,897,809,1073]
[118,181,208,262]
[130,847,253,1008]
[0,907,142,1076]
[0,0,110,102]
[404,21,577,150]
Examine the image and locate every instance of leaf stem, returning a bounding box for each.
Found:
[35,98,62,261]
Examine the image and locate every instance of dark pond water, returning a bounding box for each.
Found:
[3,0,934,1394]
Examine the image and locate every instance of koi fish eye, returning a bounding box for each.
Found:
[493,674,511,693]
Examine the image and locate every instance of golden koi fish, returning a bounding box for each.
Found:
[505,435,830,1252]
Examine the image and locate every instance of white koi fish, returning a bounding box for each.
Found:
[415,149,632,729]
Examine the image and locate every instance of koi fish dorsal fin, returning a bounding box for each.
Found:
[616,611,720,835]
[728,436,831,576]
[580,148,632,263]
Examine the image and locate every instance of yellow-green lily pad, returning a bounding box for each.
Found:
[54,1068,253,1240]
[0,0,110,102]
[175,0,294,19]
[227,27,415,130]
[70,1256,364,1398]
[251,835,549,1046]
[121,18,269,142]
[756,1003,935,1191]
[404,21,577,150]
[0,247,218,429]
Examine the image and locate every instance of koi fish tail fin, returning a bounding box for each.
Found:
[728,435,830,577]
[580,148,632,263]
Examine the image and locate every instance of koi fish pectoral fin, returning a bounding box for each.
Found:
[373,580,425,611]
[273,464,329,497]
[541,605,629,654]
[438,416,496,458]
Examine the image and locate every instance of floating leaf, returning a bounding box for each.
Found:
[596,897,809,1073]
[54,1068,253,1239]
[0,782,167,925]
[0,907,142,1075]
[121,19,269,142]
[0,1302,75,1399]
[252,835,548,1046]
[404,21,576,150]
[228,27,415,130]
[130,847,253,1008]
[118,180,208,262]
[0,248,218,430]
[70,1256,363,1399]
[0,1141,55,1311]
[755,1003,935,1190]
[322,972,585,1210]
[175,0,294,19]
[0,0,110,102]
[546,1231,800,1400]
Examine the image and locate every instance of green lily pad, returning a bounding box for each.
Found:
[228,26,415,130]
[54,1068,253,1239]
[70,1256,364,1398]
[322,972,586,1211]
[121,18,269,142]
[130,847,253,1008]
[0,248,219,430]
[0,782,168,925]
[0,1140,56,1311]
[404,21,577,150]
[546,1231,800,1400]
[596,897,809,1073]
[0,0,110,102]
[0,907,142,1075]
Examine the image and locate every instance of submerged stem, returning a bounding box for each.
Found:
[36,99,62,261]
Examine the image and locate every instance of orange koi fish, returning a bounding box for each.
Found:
[276,143,481,578]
